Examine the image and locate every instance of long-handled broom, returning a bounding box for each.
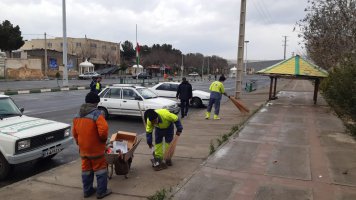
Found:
[163,135,180,160]
[228,96,250,114]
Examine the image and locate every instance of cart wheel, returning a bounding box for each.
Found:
[107,164,113,180]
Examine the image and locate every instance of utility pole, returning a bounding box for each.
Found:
[207,57,210,75]
[44,32,48,78]
[201,57,204,80]
[181,54,184,79]
[235,0,247,99]
[62,0,68,86]
[244,40,249,75]
[283,36,288,60]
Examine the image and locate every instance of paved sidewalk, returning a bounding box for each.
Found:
[174,80,356,200]
[1,79,355,200]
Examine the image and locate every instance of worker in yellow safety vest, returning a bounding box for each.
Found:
[205,75,228,120]
[95,76,102,94]
[144,109,183,171]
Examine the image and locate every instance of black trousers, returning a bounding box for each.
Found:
[180,99,189,117]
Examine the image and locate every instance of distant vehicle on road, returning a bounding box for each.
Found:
[78,72,100,80]
[149,82,210,108]
[188,72,199,77]
[97,84,179,118]
[132,72,152,79]
[0,95,72,180]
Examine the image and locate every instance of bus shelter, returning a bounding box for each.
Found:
[257,55,328,104]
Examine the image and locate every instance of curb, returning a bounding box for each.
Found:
[0,86,91,96]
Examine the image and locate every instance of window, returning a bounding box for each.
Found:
[60,43,63,47]
[102,45,106,49]
[156,83,170,91]
[90,43,97,48]
[170,84,179,91]
[47,43,52,48]
[106,88,121,99]
[76,43,81,47]
[122,89,137,100]
[111,46,116,50]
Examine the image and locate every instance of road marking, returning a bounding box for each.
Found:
[40,89,51,93]
[18,90,30,94]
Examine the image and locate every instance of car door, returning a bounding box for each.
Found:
[120,88,141,116]
[155,83,175,99]
[100,88,122,115]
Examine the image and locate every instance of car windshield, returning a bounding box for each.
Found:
[136,88,157,99]
[0,97,22,119]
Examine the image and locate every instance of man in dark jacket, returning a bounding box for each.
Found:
[176,77,193,118]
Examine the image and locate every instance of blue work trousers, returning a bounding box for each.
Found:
[207,98,221,115]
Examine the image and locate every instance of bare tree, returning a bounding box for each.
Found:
[297,0,356,70]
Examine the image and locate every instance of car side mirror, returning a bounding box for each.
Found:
[20,107,24,113]
[135,96,143,101]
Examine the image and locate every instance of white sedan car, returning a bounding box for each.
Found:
[98,84,180,118]
[149,82,210,108]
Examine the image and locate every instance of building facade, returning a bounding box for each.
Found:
[21,37,121,68]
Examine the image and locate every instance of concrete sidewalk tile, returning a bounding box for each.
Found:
[255,184,312,200]
[326,150,356,186]
[206,141,259,172]
[173,170,240,200]
[266,145,311,180]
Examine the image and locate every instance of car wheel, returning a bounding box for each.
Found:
[0,153,11,180]
[191,97,202,108]
[98,107,109,119]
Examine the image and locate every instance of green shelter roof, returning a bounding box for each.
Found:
[257,55,328,78]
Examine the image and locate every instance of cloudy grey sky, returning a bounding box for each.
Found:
[0,0,308,61]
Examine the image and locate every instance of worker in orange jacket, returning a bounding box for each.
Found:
[72,92,111,199]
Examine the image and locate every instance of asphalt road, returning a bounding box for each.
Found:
[0,75,269,187]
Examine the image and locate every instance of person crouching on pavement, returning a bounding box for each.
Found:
[176,77,193,118]
[144,109,183,171]
[72,92,112,199]
[205,75,228,120]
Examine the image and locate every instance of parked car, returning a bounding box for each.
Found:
[149,82,210,108]
[78,72,101,80]
[0,95,72,180]
[188,72,200,77]
[97,84,179,118]
[132,72,152,79]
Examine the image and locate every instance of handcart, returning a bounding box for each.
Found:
[105,131,142,179]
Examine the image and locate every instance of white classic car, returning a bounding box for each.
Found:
[98,84,180,118]
[0,95,72,180]
[149,82,210,108]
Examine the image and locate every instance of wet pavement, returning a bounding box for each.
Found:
[174,80,356,200]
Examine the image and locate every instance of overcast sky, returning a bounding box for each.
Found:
[0,0,308,61]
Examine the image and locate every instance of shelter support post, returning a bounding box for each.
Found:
[272,77,278,99]
[269,76,273,100]
[313,78,320,104]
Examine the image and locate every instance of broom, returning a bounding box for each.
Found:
[163,135,180,160]
[228,96,250,113]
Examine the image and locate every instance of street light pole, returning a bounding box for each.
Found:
[62,0,68,86]
[244,40,249,75]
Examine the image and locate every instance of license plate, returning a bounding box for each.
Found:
[43,147,62,157]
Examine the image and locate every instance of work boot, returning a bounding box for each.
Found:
[84,187,96,198]
[96,189,112,199]
[152,158,167,171]
[213,115,221,120]
[205,112,211,119]
[165,159,172,166]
